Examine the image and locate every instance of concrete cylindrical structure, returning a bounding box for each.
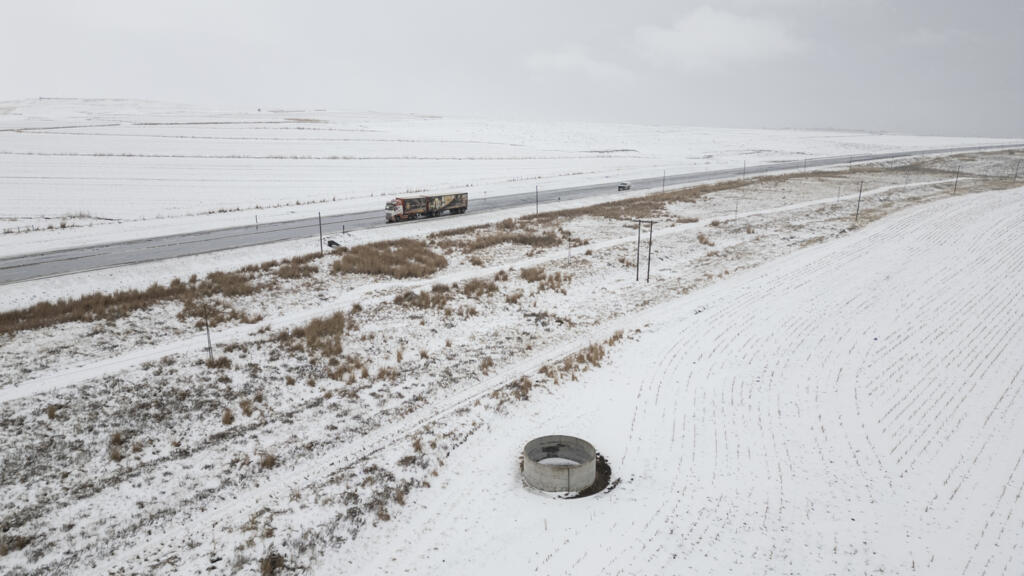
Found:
[522,435,596,493]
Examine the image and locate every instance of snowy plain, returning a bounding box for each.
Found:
[1,100,1023,576]
[1,98,1019,259]
[330,185,1024,575]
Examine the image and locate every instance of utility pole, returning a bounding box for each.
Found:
[535,185,539,215]
[953,165,960,194]
[202,302,213,362]
[318,212,324,255]
[646,222,654,283]
[635,220,641,281]
[855,182,863,223]
[255,214,258,230]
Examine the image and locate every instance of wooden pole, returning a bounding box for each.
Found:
[646,223,653,283]
[953,166,960,194]
[203,302,213,362]
[318,212,323,255]
[855,182,863,223]
[635,220,641,282]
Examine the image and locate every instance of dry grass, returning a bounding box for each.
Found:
[393,285,454,310]
[260,550,285,576]
[697,232,715,246]
[0,264,270,335]
[520,266,569,292]
[284,311,348,357]
[258,451,277,470]
[479,356,495,375]
[206,356,232,370]
[520,266,546,283]
[508,376,533,400]
[222,408,235,425]
[431,218,562,254]
[332,239,447,278]
[462,278,498,299]
[0,533,33,557]
[273,253,320,279]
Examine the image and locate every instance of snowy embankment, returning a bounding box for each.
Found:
[324,186,1024,575]
[1,98,1018,258]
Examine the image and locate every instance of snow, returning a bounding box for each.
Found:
[1,105,1023,576]
[320,185,1024,575]
[1,98,1018,258]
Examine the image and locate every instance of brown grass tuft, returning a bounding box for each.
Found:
[479,356,495,375]
[462,279,498,299]
[332,239,447,278]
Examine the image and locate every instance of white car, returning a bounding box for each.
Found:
[617,182,632,191]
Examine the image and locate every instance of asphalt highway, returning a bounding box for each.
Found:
[0,144,1018,285]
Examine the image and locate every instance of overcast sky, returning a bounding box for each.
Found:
[2,0,1021,137]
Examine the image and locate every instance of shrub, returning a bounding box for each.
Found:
[393,289,453,310]
[697,232,715,246]
[520,266,546,283]
[480,356,495,375]
[332,239,447,278]
[462,279,497,299]
[508,376,533,400]
[260,551,285,576]
[222,408,235,425]
[259,451,277,470]
[274,254,319,279]
[206,356,232,370]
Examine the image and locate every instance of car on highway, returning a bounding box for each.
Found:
[617,182,632,191]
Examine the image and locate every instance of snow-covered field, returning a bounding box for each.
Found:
[1,98,1019,258]
[336,183,1024,575]
[1,144,1023,575]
